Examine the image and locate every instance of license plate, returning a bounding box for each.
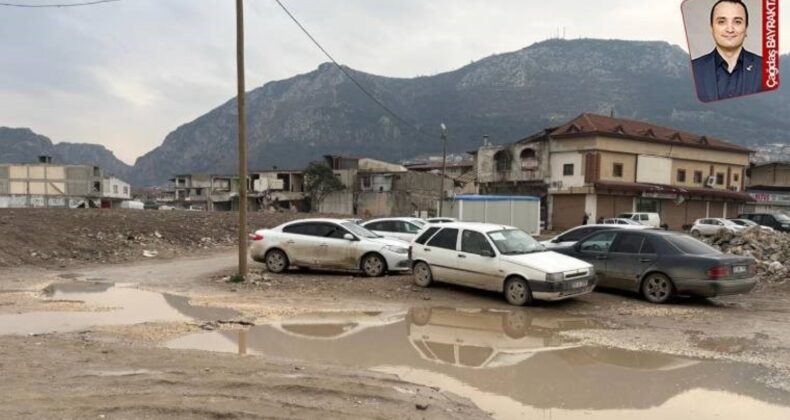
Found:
[570,280,586,289]
[733,265,746,274]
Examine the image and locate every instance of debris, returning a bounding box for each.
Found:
[416,403,429,410]
[142,250,158,258]
[706,226,790,284]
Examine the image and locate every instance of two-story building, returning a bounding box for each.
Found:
[746,161,790,214]
[474,114,754,231]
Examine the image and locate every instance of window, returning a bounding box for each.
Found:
[283,223,318,236]
[461,230,494,256]
[494,150,512,172]
[641,238,656,254]
[677,169,686,183]
[400,222,423,234]
[427,228,459,250]
[113,185,118,194]
[415,227,440,245]
[123,186,128,194]
[666,236,721,255]
[613,163,623,178]
[578,232,617,252]
[558,226,603,242]
[734,173,740,182]
[324,224,350,239]
[563,164,574,176]
[716,173,724,185]
[611,234,644,254]
[694,171,703,183]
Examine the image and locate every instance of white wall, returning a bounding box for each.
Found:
[636,155,672,185]
[550,152,585,189]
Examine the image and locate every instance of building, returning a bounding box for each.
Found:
[473,114,754,231]
[403,160,478,195]
[0,156,117,208]
[170,174,239,211]
[745,161,790,214]
[100,176,132,207]
[249,169,306,211]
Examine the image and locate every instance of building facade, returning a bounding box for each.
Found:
[0,158,111,208]
[745,161,790,214]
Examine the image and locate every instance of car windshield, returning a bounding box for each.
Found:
[341,222,379,239]
[411,219,427,227]
[666,235,722,255]
[487,229,544,255]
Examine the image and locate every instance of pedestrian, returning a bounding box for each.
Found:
[597,216,604,224]
[582,212,590,225]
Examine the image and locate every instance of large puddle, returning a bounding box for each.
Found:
[167,307,790,419]
[0,282,237,335]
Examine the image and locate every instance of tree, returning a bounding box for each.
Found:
[304,161,345,211]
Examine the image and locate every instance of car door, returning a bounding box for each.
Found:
[423,228,462,284]
[314,223,357,269]
[456,229,501,291]
[604,232,648,291]
[574,231,618,286]
[281,222,324,266]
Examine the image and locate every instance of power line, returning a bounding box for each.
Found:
[272,0,435,141]
[0,0,119,8]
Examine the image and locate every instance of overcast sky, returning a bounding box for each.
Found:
[1,0,788,164]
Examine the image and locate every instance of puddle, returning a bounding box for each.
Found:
[167,306,790,420]
[0,282,238,335]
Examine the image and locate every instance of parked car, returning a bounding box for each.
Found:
[690,218,746,237]
[541,224,651,249]
[554,229,757,303]
[617,212,661,228]
[250,218,411,277]
[361,217,428,242]
[409,222,595,305]
[737,213,790,233]
[728,218,774,232]
[602,218,643,225]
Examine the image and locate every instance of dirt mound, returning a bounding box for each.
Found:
[706,226,790,285]
[0,209,330,268]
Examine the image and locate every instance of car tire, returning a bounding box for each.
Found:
[409,307,432,326]
[691,230,701,238]
[503,310,529,338]
[641,273,674,304]
[361,253,386,277]
[264,249,289,273]
[413,261,433,287]
[504,277,533,306]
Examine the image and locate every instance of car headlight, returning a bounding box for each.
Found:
[546,272,564,282]
[384,245,409,255]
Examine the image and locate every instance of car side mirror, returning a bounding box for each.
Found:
[343,233,355,241]
[481,249,494,257]
[551,238,560,243]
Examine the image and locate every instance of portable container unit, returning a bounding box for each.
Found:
[440,195,541,235]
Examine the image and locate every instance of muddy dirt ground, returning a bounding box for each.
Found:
[1,209,790,418]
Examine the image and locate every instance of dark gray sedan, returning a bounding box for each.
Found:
[554,229,757,303]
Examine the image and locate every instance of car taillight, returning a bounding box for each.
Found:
[249,234,263,241]
[706,265,730,280]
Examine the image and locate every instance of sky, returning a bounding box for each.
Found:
[1,0,788,164]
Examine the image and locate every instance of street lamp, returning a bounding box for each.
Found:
[438,123,447,217]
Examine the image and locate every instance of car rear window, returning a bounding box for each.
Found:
[427,228,458,250]
[666,236,721,255]
[414,227,440,245]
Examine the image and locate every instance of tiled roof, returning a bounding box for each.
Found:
[549,113,752,153]
[454,168,478,185]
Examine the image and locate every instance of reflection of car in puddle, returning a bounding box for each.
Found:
[407,307,596,368]
[271,310,406,340]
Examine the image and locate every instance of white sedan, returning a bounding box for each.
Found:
[250,218,411,277]
[361,217,428,242]
[410,222,595,305]
[541,224,651,249]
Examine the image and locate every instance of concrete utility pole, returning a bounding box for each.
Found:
[438,123,447,217]
[236,0,248,278]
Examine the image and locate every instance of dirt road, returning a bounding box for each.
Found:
[2,251,790,419]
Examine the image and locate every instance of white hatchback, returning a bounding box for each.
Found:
[690,218,746,237]
[410,222,595,305]
[361,217,428,242]
[250,218,411,277]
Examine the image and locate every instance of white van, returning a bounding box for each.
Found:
[617,212,661,228]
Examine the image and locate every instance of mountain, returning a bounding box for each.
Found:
[0,127,132,178]
[132,38,790,186]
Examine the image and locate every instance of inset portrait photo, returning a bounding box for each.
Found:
[682,0,780,103]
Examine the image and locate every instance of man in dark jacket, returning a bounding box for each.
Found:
[692,0,762,102]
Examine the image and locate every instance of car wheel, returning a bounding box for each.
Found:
[504,277,533,306]
[691,230,701,238]
[265,249,288,273]
[503,310,529,338]
[409,307,432,326]
[413,261,433,287]
[361,253,386,277]
[641,273,674,304]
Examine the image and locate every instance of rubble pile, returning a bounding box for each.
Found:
[0,209,337,268]
[707,226,790,284]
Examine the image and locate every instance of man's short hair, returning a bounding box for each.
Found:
[710,0,749,26]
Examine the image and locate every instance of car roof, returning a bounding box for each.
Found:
[423,221,516,232]
[362,217,423,224]
[278,218,350,227]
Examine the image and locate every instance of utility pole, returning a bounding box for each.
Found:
[236,0,248,278]
[438,123,447,217]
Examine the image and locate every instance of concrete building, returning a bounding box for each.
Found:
[474,114,754,231]
[250,169,306,211]
[403,161,478,195]
[745,161,790,214]
[0,156,108,208]
[170,174,239,211]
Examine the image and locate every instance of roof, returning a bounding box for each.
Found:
[751,161,790,169]
[594,180,756,202]
[454,168,478,185]
[404,161,474,171]
[361,217,425,224]
[427,221,517,232]
[452,194,540,202]
[549,113,752,154]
